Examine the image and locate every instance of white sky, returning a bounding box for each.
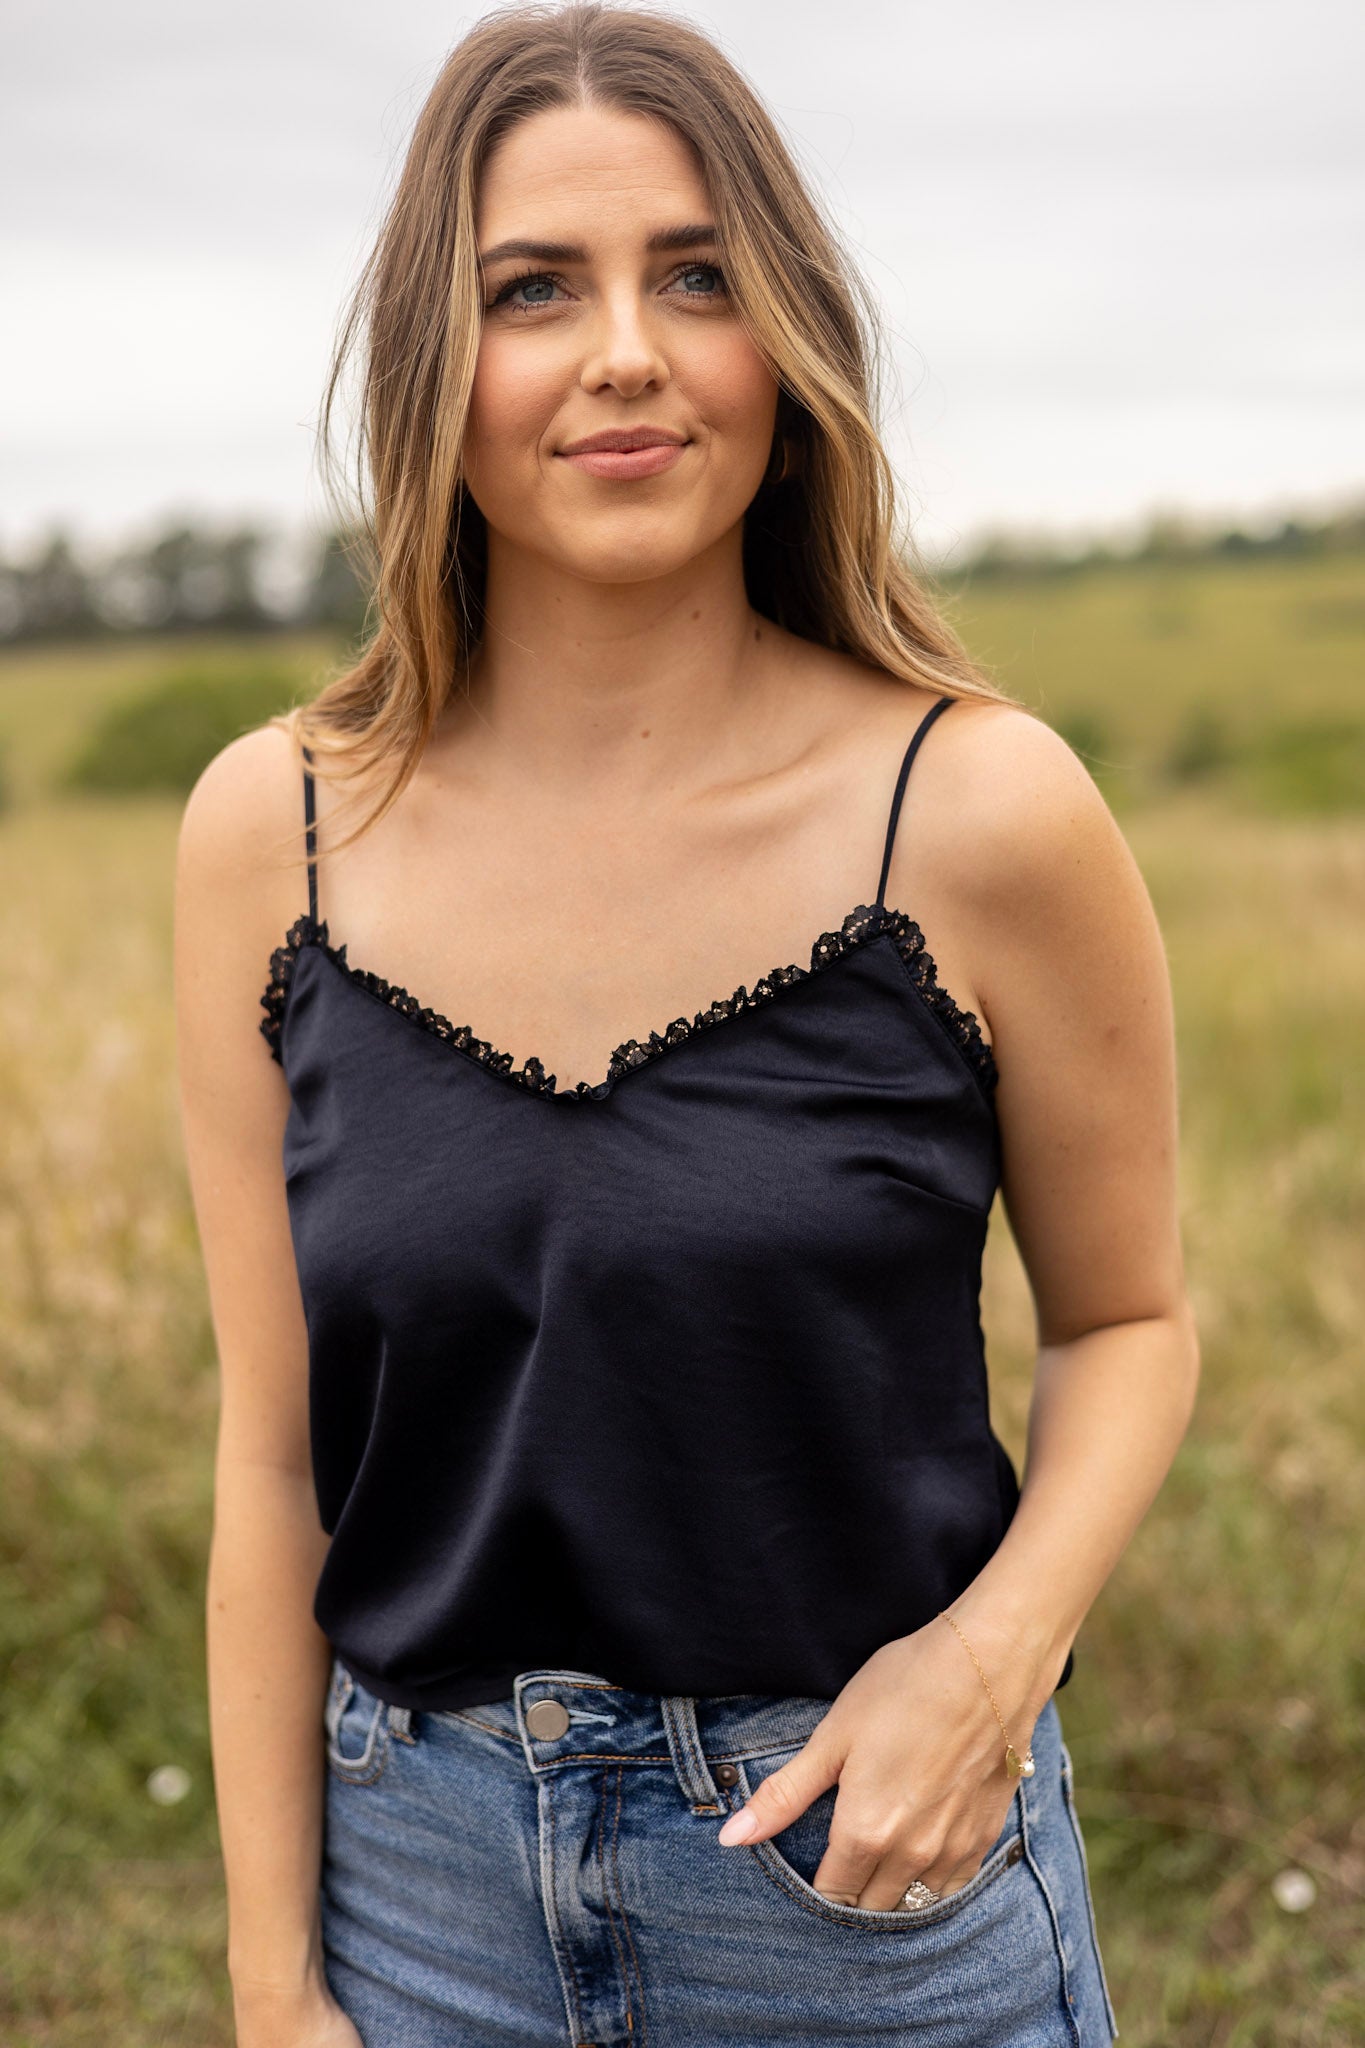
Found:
[4,0,1361,567]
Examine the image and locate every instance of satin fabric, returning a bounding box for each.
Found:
[272,869,1071,1711]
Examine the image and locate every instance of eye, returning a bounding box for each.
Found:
[486,268,569,313]
[668,261,727,299]
[483,259,728,315]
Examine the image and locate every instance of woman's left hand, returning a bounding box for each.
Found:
[715,1608,1052,1909]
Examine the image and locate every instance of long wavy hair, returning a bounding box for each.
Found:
[272,0,1024,863]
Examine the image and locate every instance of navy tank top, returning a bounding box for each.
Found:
[260,693,1073,1710]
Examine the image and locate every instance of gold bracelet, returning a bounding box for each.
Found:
[938,1609,1037,1779]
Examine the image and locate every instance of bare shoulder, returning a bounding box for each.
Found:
[911,698,1187,1339]
[884,693,1140,927]
[868,687,1171,1092]
[790,640,1107,891]
[176,717,309,953]
[915,694,1111,868]
[174,716,324,1478]
[174,717,311,1096]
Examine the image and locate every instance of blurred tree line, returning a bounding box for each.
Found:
[1,501,1362,646]
[0,521,372,646]
[948,501,1365,582]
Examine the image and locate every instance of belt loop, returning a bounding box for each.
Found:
[386,1702,418,1745]
[660,1696,721,1811]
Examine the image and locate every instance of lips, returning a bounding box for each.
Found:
[559,428,688,455]
[557,429,690,481]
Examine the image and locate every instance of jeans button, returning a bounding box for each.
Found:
[526,1696,571,1739]
[1006,1839,1024,1865]
[713,1762,739,1786]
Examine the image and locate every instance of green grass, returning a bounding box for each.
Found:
[0,629,338,806]
[1,548,1363,2042]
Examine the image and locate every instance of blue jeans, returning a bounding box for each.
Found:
[320,1656,1120,2045]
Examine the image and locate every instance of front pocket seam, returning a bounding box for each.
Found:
[731,1757,1019,1931]
[750,1831,1017,1930]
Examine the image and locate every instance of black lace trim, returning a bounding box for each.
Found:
[259,902,998,1102]
[882,906,1000,1097]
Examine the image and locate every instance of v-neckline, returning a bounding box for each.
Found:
[260,900,999,1106]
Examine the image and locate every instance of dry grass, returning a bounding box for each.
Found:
[1,592,1362,2041]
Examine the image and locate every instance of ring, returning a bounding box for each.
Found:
[898,1878,941,1910]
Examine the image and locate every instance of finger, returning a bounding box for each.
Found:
[920,1794,1017,1900]
[808,1809,925,1909]
[831,1829,990,1913]
[807,1828,887,1907]
[715,1739,840,1846]
[904,1837,990,1904]
[926,1853,984,1900]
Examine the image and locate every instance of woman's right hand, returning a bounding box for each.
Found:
[233,1983,364,2047]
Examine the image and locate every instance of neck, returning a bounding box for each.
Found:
[455,525,784,795]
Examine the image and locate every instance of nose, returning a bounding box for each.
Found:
[578,286,670,399]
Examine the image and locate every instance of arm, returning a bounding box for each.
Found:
[945,703,1200,1716]
[174,722,360,2042]
[716,705,1200,1906]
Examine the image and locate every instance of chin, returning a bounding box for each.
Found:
[545,522,723,585]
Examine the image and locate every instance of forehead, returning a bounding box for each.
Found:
[476,103,708,235]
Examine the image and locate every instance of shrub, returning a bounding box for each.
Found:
[62,665,305,795]
[1236,719,1365,816]
[1166,705,1235,784]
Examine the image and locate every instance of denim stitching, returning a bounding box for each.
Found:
[326,1717,389,1785]
[679,1702,708,1787]
[596,1761,646,2045]
[442,1707,523,1744]
[1019,1766,1083,2045]
[545,1752,674,1766]
[728,1759,1019,1931]
[593,1763,630,2028]
[1060,1744,1120,2039]
[439,1711,867,1767]
[609,1759,649,2042]
[444,1712,532,1744]
[541,1774,589,2042]
[544,1679,623,1691]
[444,1717,850,1767]
[388,1704,418,1745]
[751,1829,1017,1931]
[674,1696,724,1813]
[324,1672,391,1786]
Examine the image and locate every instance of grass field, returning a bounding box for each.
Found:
[1,547,1362,2044]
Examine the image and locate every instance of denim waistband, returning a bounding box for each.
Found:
[412,1670,839,1812]
[400,1666,1062,1813]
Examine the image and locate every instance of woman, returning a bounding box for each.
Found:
[175,5,1197,2043]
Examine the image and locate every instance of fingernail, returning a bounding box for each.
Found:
[718,1807,758,1845]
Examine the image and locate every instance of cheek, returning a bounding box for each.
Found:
[466,342,561,467]
[683,329,779,454]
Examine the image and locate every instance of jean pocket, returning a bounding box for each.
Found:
[323,1657,391,1786]
[732,1745,1024,1932]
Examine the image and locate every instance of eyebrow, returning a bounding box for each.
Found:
[477,223,719,267]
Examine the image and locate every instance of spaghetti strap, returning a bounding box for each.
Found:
[874,695,955,910]
[302,743,319,924]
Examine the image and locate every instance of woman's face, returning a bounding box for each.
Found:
[464,102,780,585]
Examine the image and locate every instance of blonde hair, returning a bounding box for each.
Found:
[275,0,1024,860]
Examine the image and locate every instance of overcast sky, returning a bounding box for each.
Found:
[4,0,1361,566]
